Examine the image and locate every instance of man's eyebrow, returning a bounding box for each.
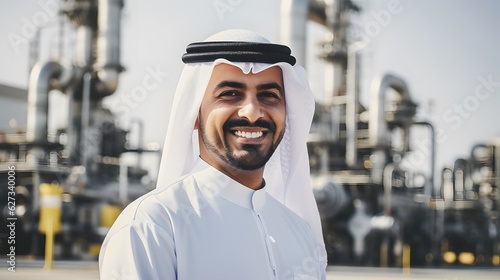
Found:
[213,81,246,93]
[257,82,284,94]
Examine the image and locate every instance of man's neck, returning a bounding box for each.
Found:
[199,156,265,190]
[225,169,265,190]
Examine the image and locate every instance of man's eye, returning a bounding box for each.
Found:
[219,91,240,97]
[259,91,280,99]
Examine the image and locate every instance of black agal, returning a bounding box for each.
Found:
[182,41,296,66]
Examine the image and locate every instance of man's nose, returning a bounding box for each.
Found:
[238,97,264,123]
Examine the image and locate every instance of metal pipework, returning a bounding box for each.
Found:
[26,62,63,144]
[412,121,436,198]
[494,140,500,193]
[324,0,339,29]
[453,159,467,200]
[129,118,145,168]
[94,0,123,96]
[26,61,62,143]
[280,0,309,66]
[80,72,92,170]
[76,25,93,67]
[441,167,454,201]
[369,73,414,149]
[345,43,364,167]
[322,0,348,104]
[382,163,395,214]
[26,60,72,162]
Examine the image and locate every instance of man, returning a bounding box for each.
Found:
[99,29,327,280]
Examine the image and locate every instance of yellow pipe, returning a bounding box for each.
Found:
[402,244,411,273]
[43,214,54,270]
[39,183,62,270]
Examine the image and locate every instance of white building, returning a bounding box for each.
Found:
[0,84,27,134]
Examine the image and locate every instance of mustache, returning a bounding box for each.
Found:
[223,118,276,133]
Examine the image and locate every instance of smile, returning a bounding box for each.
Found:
[233,130,264,139]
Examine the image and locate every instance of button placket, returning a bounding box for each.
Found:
[252,191,278,280]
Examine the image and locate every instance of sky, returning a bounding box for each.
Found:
[1,0,499,186]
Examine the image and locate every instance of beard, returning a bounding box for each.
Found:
[198,114,283,171]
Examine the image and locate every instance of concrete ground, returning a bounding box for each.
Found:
[0,261,499,279]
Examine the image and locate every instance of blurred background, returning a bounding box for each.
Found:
[0,0,499,277]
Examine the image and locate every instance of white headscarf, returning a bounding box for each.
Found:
[157,29,327,266]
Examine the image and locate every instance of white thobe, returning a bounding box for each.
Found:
[99,159,324,280]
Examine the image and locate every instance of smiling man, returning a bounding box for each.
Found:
[99,29,327,280]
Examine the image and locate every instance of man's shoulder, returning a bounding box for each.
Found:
[108,174,197,228]
[149,173,200,204]
[134,173,197,213]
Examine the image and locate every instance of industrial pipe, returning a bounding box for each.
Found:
[369,74,413,149]
[94,0,123,96]
[345,43,363,167]
[26,61,63,144]
[280,0,309,66]
[441,167,454,201]
[453,159,467,200]
[412,121,436,198]
[76,25,93,67]
[322,0,348,105]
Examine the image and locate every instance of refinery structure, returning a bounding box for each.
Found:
[0,0,499,269]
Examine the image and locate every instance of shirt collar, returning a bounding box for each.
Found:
[191,158,267,210]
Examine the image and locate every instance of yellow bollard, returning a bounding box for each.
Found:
[402,244,411,273]
[39,183,63,270]
[101,205,122,228]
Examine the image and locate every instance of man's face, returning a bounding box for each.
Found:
[196,64,286,172]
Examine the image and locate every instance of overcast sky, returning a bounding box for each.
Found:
[1,0,499,184]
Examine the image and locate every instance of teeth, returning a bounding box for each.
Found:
[235,131,263,139]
